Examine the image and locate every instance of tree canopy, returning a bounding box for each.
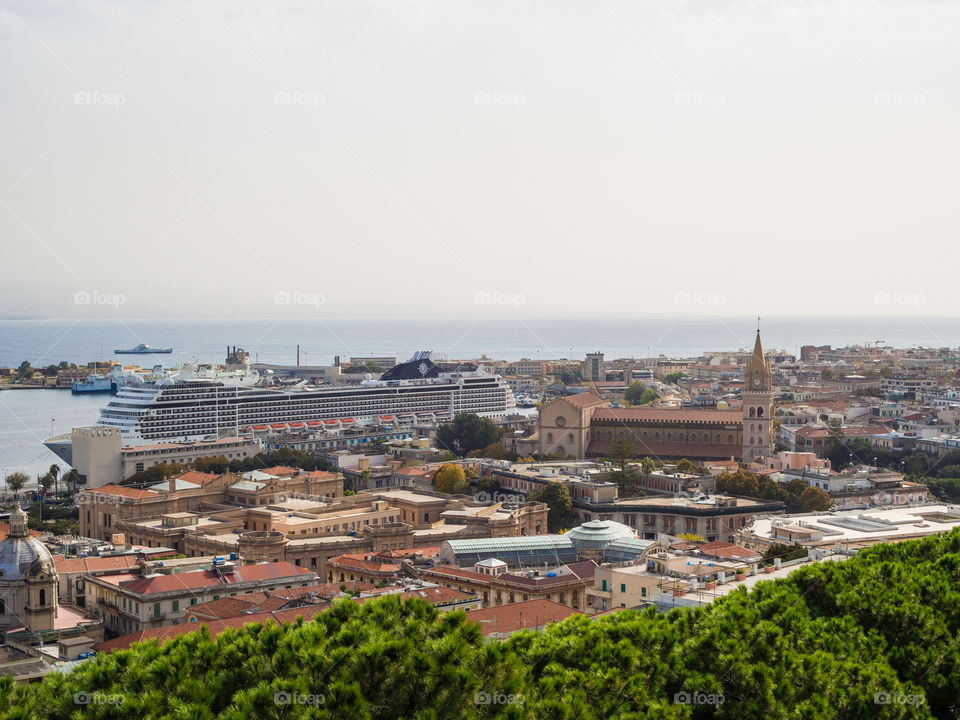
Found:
[436,414,501,457]
[624,381,657,405]
[467,443,519,461]
[4,472,28,498]
[432,463,468,495]
[526,482,573,531]
[716,468,833,513]
[7,529,960,718]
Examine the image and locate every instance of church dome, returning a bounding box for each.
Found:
[566,520,637,551]
[0,506,54,581]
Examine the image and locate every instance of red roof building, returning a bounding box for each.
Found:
[84,561,317,636]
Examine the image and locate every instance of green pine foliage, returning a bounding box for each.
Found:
[6,531,960,718]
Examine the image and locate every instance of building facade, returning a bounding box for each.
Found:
[742,331,774,462]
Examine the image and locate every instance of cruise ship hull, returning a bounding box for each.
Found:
[43,354,515,463]
[43,433,74,465]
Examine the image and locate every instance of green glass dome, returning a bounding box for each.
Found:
[566,520,637,551]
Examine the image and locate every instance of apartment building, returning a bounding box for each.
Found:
[84,561,316,636]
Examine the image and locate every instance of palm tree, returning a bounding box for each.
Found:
[48,464,60,497]
[38,473,54,498]
[63,469,79,496]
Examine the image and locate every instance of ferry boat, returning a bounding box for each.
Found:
[44,352,514,463]
[114,344,173,355]
[70,374,112,394]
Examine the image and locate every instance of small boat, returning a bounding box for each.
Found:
[114,344,173,355]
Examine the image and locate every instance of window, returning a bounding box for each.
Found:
[190,598,197,606]
[620,583,626,593]
[641,587,647,598]
[172,600,179,612]
[153,603,161,617]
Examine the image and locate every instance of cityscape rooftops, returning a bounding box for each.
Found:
[743,504,960,548]
[467,599,581,637]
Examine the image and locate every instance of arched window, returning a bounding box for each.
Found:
[655,433,661,441]
[749,407,755,418]
[568,433,574,443]
[0,599,5,614]
[39,589,45,607]
[607,431,612,440]
[547,432,553,443]
[728,434,734,443]
[666,433,672,442]
[757,407,764,418]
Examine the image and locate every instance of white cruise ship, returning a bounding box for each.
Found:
[44,352,514,462]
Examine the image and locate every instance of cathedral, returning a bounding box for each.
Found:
[537,330,774,463]
[0,505,59,632]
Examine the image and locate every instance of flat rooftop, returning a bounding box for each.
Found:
[748,503,960,545]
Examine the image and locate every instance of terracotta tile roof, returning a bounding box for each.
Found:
[93,605,329,654]
[113,562,313,596]
[593,408,744,424]
[175,470,219,485]
[355,586,477,608]
[295,470,340,481]
[53,554,139,574]
[794,425,887,439]
[375,546,440,560]
[559,393,605,408]
[186,594,290,619]
[186,596,262,619]
[87,485,160,499]
[696,541,762,562]
[562,561,598,580]
[328,554,401,576]
[467,599,581,636]
[418,565,489,582]
[0,523,43,541]
[259,466,300,477]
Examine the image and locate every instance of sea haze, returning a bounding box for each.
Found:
[0,316,955,369]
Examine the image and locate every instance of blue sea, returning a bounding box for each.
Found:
[2,316,957,368]
[0,316,957,479]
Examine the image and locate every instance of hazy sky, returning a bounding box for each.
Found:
[0,0,957,320]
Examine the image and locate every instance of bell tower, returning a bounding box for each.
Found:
[742,328,773,462]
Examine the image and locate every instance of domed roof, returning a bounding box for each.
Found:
[0,506,54,581]
[566,520,637,550]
